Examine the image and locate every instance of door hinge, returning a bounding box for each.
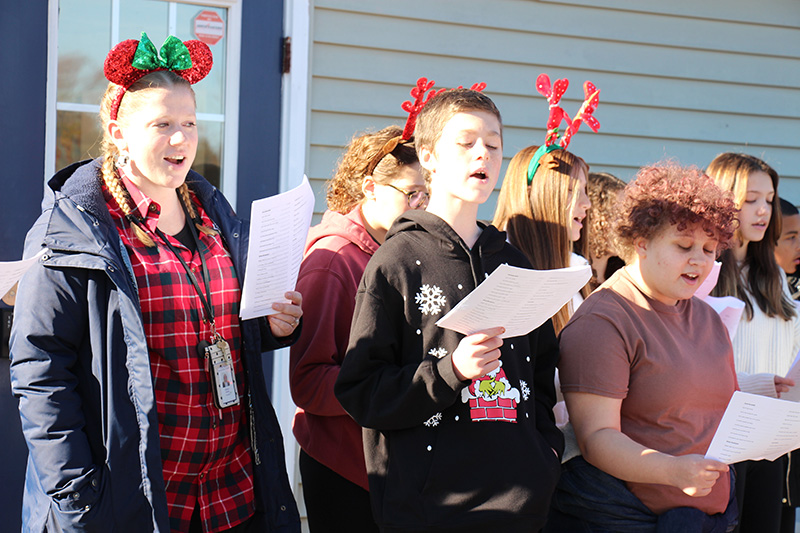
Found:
[281,36,291,74]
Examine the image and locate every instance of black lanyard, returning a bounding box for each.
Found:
[151,202,218,338]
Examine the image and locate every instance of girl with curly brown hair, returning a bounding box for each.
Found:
[10,34,303,532]
[547,162,740,532]
[582,171,627,290]
[289,125,425,532]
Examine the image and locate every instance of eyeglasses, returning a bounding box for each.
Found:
[384,183,429,209]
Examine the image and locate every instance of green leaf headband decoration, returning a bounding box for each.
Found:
[131,34,192,71]
[104,32,213,120]
[526,73,601,184]
[526,143,564,185]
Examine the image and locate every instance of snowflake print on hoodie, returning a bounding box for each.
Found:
[335,210,563,532]
[416,284,447,315]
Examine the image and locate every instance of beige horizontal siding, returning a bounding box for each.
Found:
[307,0,800,221]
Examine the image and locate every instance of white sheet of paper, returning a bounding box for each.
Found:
[435,264,591,339]
[0,249,45,299]
[694,261,721,299]
[239,176,314,320]
[780,350,800,402]
[783,300,800,402]
[705,391,800,464]
[700,295,745,341]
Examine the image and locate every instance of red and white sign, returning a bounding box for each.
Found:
[193,10,224,46]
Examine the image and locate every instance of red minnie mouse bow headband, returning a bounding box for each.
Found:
[365,77,487,176]
[526,73,600,184]
[104,32,213,120]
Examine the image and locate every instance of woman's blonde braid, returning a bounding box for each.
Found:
[177,183,217,236]
[100,152,156,247]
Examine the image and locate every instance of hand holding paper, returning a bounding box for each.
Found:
[435,264,591,338]
[451,327,505,381]
[705,391,800,464]
[239,176,315,320]
[672,455,729,498]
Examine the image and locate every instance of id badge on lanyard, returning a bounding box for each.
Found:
[198,335,240,409]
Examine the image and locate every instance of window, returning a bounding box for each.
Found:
[53,0,237,193]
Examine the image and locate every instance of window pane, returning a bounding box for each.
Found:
[58,0,111,105]
[195,120,224,189]
[56,111,103,172]
[177,5,227,115]
[119,0,168,44]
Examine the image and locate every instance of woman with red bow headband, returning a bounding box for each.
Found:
[10,33,302,532]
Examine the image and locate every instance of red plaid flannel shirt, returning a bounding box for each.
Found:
[106,176,254,532]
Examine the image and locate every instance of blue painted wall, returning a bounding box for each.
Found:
[237,0,286,389]
[0,0,48,261]
[0,2,48,529]
[237,0,285,206]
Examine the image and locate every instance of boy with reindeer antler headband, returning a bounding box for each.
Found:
[289,78,430,532]
[10,32,303,531]
[335,83,564,532]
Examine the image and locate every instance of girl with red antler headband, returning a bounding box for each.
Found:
[10,33,303,532]
[493,73,598,469]
[493,73,599,334]
[289,78,431,532]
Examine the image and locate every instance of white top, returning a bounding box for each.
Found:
[570,253,588,312]
[555,253,590,461]
[733,277,800,397]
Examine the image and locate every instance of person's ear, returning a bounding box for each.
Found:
[418,145,436,175]
[633,237,648,259]
[362,176,377,200]
[108,120,127,153]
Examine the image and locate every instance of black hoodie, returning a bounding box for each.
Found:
[335,210,564,532]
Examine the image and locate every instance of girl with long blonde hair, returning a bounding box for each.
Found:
[493,145,591,333]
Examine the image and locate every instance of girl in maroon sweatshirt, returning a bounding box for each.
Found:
[289,125,426,532]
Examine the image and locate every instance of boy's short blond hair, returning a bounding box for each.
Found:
[414,88,503,155]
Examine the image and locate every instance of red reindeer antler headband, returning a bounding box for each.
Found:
[365,78,486,177]
[526,73,600,184]
[104,32,213,120]
[400,77,446,141]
